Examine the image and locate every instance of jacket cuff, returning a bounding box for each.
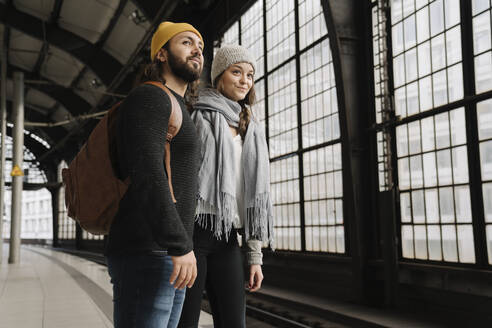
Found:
[246,239,263,265]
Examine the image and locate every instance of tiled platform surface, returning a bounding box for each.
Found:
[0,244,213,328]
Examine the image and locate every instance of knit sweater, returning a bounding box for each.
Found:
[106,84,200,256]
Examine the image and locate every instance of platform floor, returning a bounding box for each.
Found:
[0,244,213,328]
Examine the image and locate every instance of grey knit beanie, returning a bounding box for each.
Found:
[211,44,257,86]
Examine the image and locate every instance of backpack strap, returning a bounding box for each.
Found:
[143,81,182,203]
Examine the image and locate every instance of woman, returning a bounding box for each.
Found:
[178,45,274,328]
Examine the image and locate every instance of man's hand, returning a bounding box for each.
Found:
[170,251,197,290]
[247,264,263,292]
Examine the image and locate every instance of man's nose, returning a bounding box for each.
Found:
[191,44,202,57]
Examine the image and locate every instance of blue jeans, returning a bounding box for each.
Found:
[107,252,186,328]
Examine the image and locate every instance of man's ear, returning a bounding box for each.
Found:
[156,48,167,63]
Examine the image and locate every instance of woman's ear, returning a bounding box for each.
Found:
[156,48,167,63]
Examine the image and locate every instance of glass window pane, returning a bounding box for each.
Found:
[401,192,412,222]
[437,149,453,185]
[473,11,491,55]
[450,108,467,146]
[435,112,450,149]
[416,7,429,43]
[442,225,458,261]
[412,189,426,223]
[433,70,448,107]
[446,26,461,65]
[484,183,492,223]
[455,186,472,223]
[408,121,421,153]
[452,146,469,184]
[394,22,405,57]
[428,225,443,260]
[394,54,406,87]
[457,225,476,263]
[423,152,438,187]
[410,155,424,188]
[481,140,492,180]
[475,51,492,93]
[447,64,463,102]
[431,34,446,72]
[472,0,490,15]
[444,0,460,28]
[397,125,409,157]
[405,49,418,82]
[439,187,455,223]
[430,0,445,36]
[404,14,417,50]
[399,158,411,190]
[415,225,428,259]
[477,99,492,140]
[419,76,433,111]
[425,189,440,223]
[421,117,435,151]
[392,0,403,22]
[402,225,415,258]
[487,225,492,264]
[418,41,431,77]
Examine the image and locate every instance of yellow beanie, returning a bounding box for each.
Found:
[150,22,204,61]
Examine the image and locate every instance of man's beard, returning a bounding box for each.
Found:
[167,50,202,83]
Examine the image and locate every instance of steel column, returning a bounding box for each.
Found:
[0,36,7,263]
[8,71,24,264]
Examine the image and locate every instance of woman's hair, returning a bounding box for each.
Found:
[137,45,199,111]
[214,73,256,140]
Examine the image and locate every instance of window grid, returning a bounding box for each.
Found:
[271,156,301,251]
[477,98,492,264]
[298,0,328,50]
[266,0,295,70]
[253,78,267,139]
[268,60,298,158]
[392,0,463,119]
[397,107,475,263]
[216,0,342,253]
[223,21,239,45]
[303,145,344,253]
[300,38,339,148]
[372,2,393,191]
[473,0,492,94]
[241,0,265,78]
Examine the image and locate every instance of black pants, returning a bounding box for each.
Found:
[178,221,246,328]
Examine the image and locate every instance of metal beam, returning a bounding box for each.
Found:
[70,0,129,95]
[40,0,181,163]
[0,2,122,86]
[131,0,160,21]
[6,64,92,117]
[50,0,64,23]
[5,99,66,142]
[4,181,62,191]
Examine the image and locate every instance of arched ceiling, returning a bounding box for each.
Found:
[0,0,251,181]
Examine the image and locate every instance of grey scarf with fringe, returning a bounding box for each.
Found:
[192,88,274,246]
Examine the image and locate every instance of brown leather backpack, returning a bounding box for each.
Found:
[61,82,182,235]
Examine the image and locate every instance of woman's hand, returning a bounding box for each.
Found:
[247,264,263,292]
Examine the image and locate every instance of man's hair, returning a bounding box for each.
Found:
[139,43,199,110]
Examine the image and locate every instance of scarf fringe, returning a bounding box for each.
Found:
[195,192,274,248]
[195,193,235,242]
[245,192,275,249]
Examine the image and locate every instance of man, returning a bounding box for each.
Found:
[105,22,204,328]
